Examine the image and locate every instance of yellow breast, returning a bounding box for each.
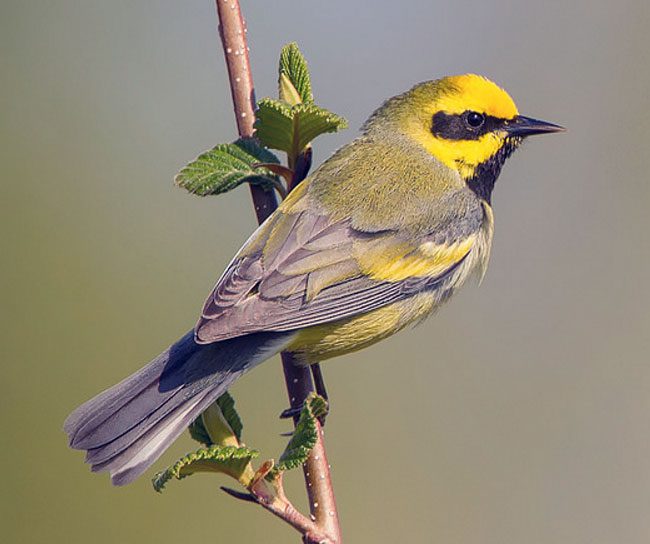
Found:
[287,201,494,364]
[286,293,438,364]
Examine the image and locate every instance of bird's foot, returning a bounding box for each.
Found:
[279,397,329,426]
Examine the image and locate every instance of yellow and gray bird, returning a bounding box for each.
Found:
[65,74,564,485]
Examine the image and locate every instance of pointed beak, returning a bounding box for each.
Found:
[505,115,566,137]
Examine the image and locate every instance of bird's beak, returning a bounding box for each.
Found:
[505,115,566,137]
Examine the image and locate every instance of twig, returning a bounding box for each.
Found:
[216,0,277,222]
[249,466,333,543]
[214,1,342,542]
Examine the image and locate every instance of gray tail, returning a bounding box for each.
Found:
[64,330,290,486]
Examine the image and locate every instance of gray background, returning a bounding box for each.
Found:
[2,1,649,542]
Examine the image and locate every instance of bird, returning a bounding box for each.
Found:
[65,74,564,485]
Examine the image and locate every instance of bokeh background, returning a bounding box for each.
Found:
[2,1,649,542]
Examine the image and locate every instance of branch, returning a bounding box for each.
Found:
[214,2,342,542]
[248,465,333,543]
[216,0,277,222]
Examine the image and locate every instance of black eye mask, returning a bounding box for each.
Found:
[431,110,507,141]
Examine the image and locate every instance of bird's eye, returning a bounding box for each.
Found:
[466,111,485,128]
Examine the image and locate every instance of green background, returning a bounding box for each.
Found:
[2,1,649,542]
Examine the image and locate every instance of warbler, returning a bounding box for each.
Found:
[65,74,563,485]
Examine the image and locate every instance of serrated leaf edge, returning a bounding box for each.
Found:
[270,394,328,477]
[153,445,259,492]
[279,42,313,104]
[255,99,348,155]
[174,138,280,197]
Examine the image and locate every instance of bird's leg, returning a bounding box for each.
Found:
[279,363,329,425]
[279,403,329,425]
[310,363,328,403]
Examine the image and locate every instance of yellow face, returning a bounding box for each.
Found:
[401,74,521,179]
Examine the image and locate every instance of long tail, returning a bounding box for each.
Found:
[64,330,291,486]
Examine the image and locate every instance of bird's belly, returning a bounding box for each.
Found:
[285,209,493,365]
[286,291,442,364]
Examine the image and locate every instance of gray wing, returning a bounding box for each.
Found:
[194,205,482,344]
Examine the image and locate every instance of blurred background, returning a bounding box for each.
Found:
[2,1,649,542]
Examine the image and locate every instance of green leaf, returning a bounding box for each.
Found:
[291,103,347,154]
[188,413,212,447]
[175,138,280,196]
[270,393,328,476]
[216,392,243,442]
[254,99,293,152]
[255,99,348,156]
[152,445,259,492]
[279,42,312,104]
[279,73,303,107]
[188,392,243,447]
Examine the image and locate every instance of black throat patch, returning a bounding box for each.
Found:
[465,138,520,203]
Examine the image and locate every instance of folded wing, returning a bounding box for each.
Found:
[195,197,483,344]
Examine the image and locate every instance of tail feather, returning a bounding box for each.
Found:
[65,332,197,451]
[65,330,291,485]
[90,387,217,486]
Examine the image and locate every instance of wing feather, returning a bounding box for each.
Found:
[195,201,482,344]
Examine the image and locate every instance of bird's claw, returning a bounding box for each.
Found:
[279,405,303,419]
[279,398,329,426]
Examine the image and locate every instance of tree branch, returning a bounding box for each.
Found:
[215,0,277,222]
[214,2,342,542]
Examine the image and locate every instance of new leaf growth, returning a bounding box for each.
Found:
[174,42,347,198]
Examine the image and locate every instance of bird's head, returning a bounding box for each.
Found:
[365,74,564,202]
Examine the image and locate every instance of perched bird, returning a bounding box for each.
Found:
[65,74,564,485]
